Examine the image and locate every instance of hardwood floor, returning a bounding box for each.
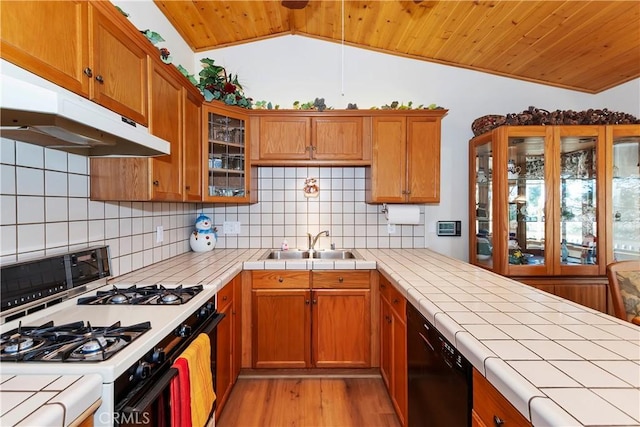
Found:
[217,376,401,427]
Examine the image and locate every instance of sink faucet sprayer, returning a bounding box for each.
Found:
[307,230,330,254]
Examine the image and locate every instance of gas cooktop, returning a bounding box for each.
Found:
[76,284,203,305]
[0,320,150,362]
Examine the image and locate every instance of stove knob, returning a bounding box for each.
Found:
[135,362,151,380]
[198,306,210,318]
[150,348,165,364]
[176,324,192,337]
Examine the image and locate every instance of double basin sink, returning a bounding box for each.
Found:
[259,249,363,260]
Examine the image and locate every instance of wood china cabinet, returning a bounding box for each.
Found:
[203,103,257,203]
[469,124,640,314]
[249,112,371,165]
[366,110,447,203]
[1,1,149,125]
[251,270,371,369]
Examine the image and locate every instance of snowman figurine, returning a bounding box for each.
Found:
[189,214,217,252]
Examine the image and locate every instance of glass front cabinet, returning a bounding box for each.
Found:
[469,124,639,313]
[202,103,257,203]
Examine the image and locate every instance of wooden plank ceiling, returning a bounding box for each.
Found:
[154,0,640,94]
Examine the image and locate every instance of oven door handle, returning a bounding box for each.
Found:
[121,367,178,414]
[201,312,225,335]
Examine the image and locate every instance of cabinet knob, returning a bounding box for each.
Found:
[305,299,310,305]
[222,296,228,301]
[393,298,399,304]
[95,75,105,84]
[153,180,159,186]
[493,415,505,427]
[311,146,317,151]
[185,185,191,190]
[83,67,93,77]
[305,146,311,152]
[312,299,317,304]
[338,277,344,283]
[380,284,386,289]
[278,277,284,283]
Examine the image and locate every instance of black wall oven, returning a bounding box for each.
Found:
[407,304,472,427]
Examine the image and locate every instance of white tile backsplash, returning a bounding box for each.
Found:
[1,141,196,276]
[202,167,426,249]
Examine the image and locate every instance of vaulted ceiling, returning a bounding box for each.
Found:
[154,0,640,94]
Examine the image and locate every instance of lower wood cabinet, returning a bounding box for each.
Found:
[379,274,407,426]
[216,274,242,420]
[251,270,372,368]
[517,277,609,314]
[472,368,531,427]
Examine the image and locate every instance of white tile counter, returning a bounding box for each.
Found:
[0,374,102,426]
[106,248,639,426]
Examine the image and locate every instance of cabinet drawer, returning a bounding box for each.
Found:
[217,282,234,308]
[473,369,531,427]
[252,271,310,289]
[380,276,406,315]
[312,271,370,289]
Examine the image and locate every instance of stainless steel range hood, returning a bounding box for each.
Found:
[0,61,170,157]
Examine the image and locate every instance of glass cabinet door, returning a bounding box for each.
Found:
[506,132,549,271]
[473,138,493,268]
[610,126,640,261]
[556,126,604,274]
[205,110,248,200]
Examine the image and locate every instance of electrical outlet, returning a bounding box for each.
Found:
[156,225,164,243]
[387,223,396,234]
[223,221,241,235]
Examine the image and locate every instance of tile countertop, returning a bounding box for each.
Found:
[111,248,639,426]
[0,374,102,426]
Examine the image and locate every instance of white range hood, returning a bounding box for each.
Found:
[0,60,170,157]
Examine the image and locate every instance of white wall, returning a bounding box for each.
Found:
[111,0,196,74]
[196,35,640,260]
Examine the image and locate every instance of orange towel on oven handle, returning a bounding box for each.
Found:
[170,357,191,427]
[176,333,216,427]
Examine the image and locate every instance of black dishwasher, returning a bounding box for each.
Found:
[407,304,472,427]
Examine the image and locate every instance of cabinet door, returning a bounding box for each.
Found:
[391,308,407,426]
[0,1,90,96]
[232,275,243,381]
[553,283,607,313]
[216,295,233,416]
[183,88,202,201]
[312,117,363,160]
[380,298,392,389]
[90,4,148,125]
[252,289,311,368]
[258,116,311,160]
[312,289,371,368]
[473,369,531,427]
[149,62,183,200]
[369,116,407,202]
[407,117,440,202]
[606,125,640,263]
[203,105,254,203]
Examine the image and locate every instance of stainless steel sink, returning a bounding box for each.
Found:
[259,249,362,260]
[259,249,310,260]
[313,249,360,259]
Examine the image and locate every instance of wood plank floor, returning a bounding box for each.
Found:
[217,377,401,427]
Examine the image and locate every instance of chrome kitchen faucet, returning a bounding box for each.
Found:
[307,230,330,254]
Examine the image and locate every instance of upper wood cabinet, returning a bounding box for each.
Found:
[1,1,149,125]
[90,62,202,201]
[203,102,257,203]
[366,110,447,204]
[0,1,90,96]
[249,112,371,165]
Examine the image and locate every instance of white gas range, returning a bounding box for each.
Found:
[0,247,222,426]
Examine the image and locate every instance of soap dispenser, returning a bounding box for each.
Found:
[281,240,289,251]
